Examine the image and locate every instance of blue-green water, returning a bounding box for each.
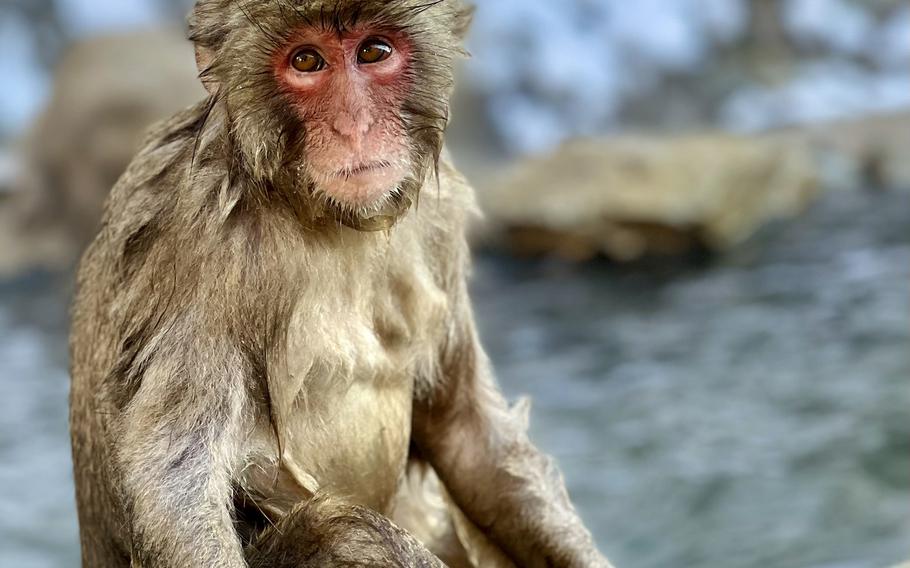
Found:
[0,188,907,567]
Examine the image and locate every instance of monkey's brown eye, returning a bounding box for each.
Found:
[358,39,392,64]
[291,48,326,73]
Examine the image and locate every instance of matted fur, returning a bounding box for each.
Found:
[69,1,612,567]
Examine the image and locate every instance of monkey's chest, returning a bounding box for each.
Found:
[274,372,414,513]
[243,272,446,516]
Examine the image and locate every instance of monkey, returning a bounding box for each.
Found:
[69,1,612,567]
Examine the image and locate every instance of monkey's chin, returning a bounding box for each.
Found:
[316,165,408,212]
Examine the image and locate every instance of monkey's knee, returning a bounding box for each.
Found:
[246,496,444,568]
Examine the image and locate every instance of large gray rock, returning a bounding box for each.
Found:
[476,109,910,263]
[476,133,819,262]
[0,28,204,277]
[771,110,910,190]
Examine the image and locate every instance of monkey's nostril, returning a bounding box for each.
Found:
[333,114,355,136]
[358,109,374,133]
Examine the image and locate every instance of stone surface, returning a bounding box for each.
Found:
[475,110,910,262]
[0,28,203,277]
[771,110,910,190]
[476,133,819,262]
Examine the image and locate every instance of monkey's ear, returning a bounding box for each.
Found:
[195,45,220,95]
[188,1,223,95]
[453,4,476,40]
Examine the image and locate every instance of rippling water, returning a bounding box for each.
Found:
[0,188,907,568]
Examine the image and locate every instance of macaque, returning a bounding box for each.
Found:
[69,1,611,567]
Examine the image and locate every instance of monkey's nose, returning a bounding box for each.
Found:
[332,110,373,141]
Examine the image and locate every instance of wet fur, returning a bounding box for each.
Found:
[69,1,611,566]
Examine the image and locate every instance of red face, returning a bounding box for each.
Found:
[274,26,413,211]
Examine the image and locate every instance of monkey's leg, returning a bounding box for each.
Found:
[245,495,445,568]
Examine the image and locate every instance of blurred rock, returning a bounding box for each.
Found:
[0,28,204,277]
[475,133,819,262]
[770,109,910,191]
[0,150,16,194]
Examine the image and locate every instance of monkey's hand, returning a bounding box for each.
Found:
[413,302,614,568]
[246,496,445,568]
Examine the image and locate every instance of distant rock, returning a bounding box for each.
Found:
[0,150,16,194]
[475,133,819,262]
[770,110,910,190]
[0,28,204,277]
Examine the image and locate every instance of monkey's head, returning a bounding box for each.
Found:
[190,0,473,229]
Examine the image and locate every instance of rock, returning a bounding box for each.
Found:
[0,150,16,192]
[0,28,204,277]
[476,133,819,262]
[770,109,910,191]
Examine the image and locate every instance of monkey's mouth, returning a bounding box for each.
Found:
[312,159,408,212]
[334,161,392,180]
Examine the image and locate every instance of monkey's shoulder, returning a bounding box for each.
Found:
[435,153,479,219]
[404,155,477,245]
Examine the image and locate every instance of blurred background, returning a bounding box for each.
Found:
[0,1,908,567]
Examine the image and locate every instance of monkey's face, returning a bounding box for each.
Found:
[193,1,469,224]
[275,27,413,211]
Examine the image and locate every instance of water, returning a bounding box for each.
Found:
[0,274,77,567]
[0,188,907,568]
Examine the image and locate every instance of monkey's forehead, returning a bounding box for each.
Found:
[190,0,469,47]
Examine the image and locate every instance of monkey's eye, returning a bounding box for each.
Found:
[358,39,392,64]
[291,48,326,73]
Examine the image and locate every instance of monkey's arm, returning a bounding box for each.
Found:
[413,295,613,568]
[113,327,250,567]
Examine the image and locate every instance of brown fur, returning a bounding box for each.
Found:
[246,496,444,567]
[69,1,611,566]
